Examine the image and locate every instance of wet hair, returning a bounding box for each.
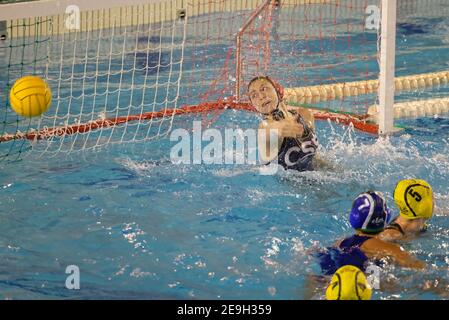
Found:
[247,76,284,100]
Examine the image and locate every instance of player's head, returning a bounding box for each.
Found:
[349,191,392,234]
[394,179,433,220]
[247,76,284,115]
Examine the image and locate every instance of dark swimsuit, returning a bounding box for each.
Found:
[316,235,382,276]
[267,109,318,171]
[384,218,428,235]
[384,221,406,236]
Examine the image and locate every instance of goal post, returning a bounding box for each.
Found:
[378,0,396,135]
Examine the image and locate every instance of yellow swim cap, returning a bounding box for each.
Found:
[394,179,433,220]
[325,265,372,300]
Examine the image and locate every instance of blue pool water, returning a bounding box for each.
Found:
[1,12,449,299]
[1,114,449,299]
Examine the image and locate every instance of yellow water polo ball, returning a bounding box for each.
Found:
[325,265,372,300]
[9,76,52,117]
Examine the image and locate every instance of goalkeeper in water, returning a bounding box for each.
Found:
[247,76,319,171]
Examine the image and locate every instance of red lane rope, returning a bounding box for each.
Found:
[0,98,377,142]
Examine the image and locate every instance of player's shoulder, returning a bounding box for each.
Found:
[258,118,273,129]
[286,105,313,117]
[377,229,402,242]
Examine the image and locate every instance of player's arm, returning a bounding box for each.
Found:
[362,237,426,270]
[289,106,315,130]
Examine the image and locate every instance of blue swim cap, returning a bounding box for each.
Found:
[350,191,392,234]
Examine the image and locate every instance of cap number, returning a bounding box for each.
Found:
[408,189,422,202]
[358,197,370,211]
